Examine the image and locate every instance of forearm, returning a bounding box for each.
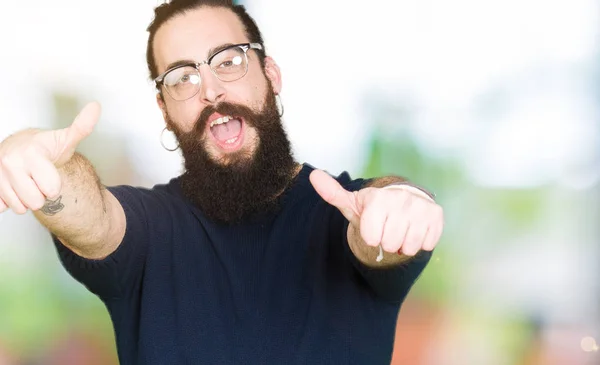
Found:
[34,153,112,255]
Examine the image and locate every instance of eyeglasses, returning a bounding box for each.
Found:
[154,43,263,101]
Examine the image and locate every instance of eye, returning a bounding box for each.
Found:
[218,56,243,68]
[218,60,234,68]
[163,66,200,87]
[178,73,199,85]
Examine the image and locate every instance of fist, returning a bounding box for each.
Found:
[0,102,100,215]
[310,170,444,257]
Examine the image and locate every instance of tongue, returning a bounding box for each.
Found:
[211,119,242,142]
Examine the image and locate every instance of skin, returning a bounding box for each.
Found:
[154,6,282,164]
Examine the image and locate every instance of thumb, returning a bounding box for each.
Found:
[309,169,360,225]
[63,102,101,148]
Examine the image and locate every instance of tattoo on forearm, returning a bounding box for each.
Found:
[41,196,65,216]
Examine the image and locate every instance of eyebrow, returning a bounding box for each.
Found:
[163,59,196,72]
[162,43,237,74]
[207,43,236,59]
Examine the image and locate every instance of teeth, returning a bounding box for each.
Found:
[210,116,232,128]
[225,137,238,144]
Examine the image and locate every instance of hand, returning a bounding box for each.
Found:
[0,102,101,215]
[309,170,444,257]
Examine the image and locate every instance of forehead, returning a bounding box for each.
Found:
[154,6,249,73]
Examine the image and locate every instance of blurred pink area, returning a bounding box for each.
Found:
[33,330,117,365]
[0,344,18,365]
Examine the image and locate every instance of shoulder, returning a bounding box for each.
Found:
[107,177,183,199]
[104,177,189,218]
[302,163,370,193]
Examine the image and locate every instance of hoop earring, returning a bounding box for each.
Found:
[160,127,179,152]
[276,94,285,117]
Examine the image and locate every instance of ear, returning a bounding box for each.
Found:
[264,56,282,95]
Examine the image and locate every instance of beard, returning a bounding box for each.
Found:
[166,87,297,225]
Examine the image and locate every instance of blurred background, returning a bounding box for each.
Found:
[0,0,598,364]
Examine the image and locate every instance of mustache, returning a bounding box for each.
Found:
[195,102,260,133]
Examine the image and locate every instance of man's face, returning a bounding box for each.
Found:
[153,6,282,164]
[151,6,297,224]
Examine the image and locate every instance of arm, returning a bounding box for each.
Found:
[0,102,125,260]
[33,152,125,260]
[310,170,441,302]
[0,103,153,300]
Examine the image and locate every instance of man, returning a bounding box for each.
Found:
[0,0,444,364]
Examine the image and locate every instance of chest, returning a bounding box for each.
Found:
[134,202,360,363]
[143,198,350,316]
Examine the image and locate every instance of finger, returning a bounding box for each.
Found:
[421,227,435,251]
[423,224,442,251]
[401,224,427,256]
[29,157,62,199]
[0,197,8,213]
[309,169,359,223]
[7,172,46,211]
[0,183,27,215]
[359,202,388,247]
[0,170,9,213]
[4,160,46,210]
[423,207,444,251]
[64,102,101,148]
[380,214,409,253]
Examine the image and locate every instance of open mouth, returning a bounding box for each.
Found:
[207,114,246,152]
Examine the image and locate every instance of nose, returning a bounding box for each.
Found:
[198,66,226,105]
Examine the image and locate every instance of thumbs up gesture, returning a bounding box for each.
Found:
[0,102,101,215]
[309,169,444,259]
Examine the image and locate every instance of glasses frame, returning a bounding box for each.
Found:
[154,42,263,101]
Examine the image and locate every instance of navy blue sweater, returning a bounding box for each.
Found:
[54,164,431,365]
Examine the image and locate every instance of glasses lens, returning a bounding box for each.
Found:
[210,47,248,81]
[163,66,201,100]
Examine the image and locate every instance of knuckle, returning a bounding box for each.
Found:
[13,206,28,215]
[46,186,61,199]
[424,241,436,251]
[0,154,15,168]
[378,187,395,199]
[405,233,419,246]
[402,247,417,256]
[434,206,444,221]
[38,177,61,197]
[30,198,46,211]
[381,239,398,252]
[0,145,40,170]
[1,154,25,172]
[23,146,42,163]
[361,233,378,247]
[391,190,411,205]
[0,187,9,201]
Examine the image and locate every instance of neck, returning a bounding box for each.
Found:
[271,162,303,199]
